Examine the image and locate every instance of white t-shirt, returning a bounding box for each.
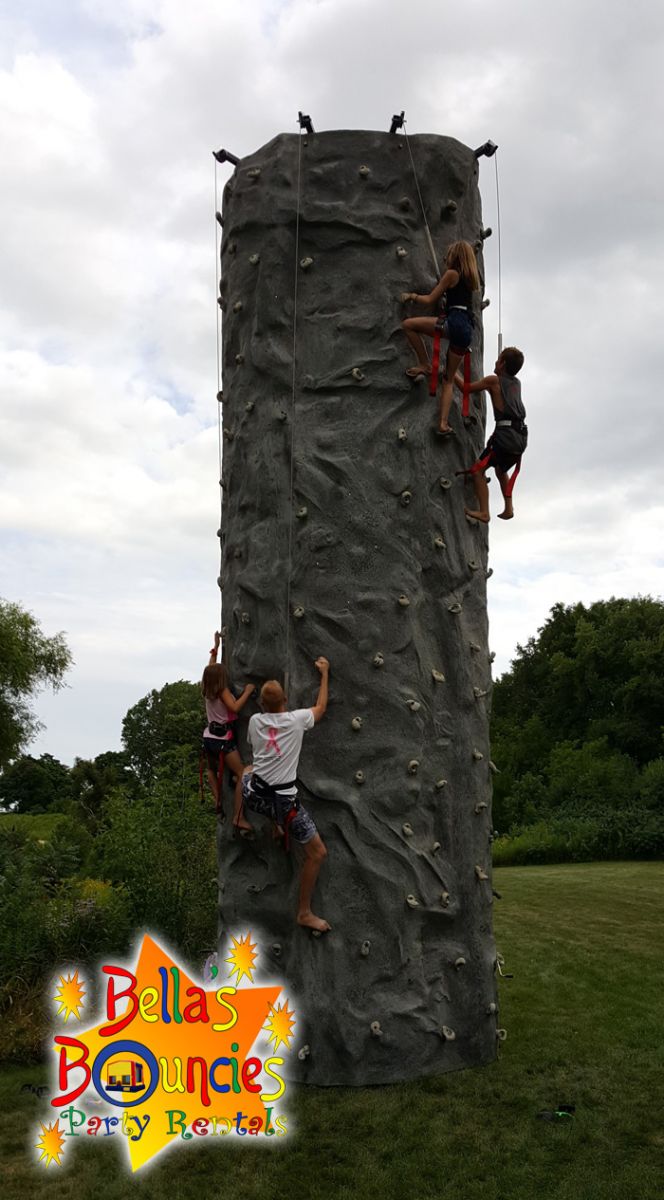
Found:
[248,708,315,793]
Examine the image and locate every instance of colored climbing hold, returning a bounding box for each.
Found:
[473,687,488,699]
[475,801,488,813]
[370,1021,383,1038]
[398,594,411,607]
[297,1044,310,1060]
[293,605,305,619]
[435,778,448,790]
[397,427,408,442]
[351,367,365,381]
[472,749,484,761]
[235,353,244,364]
[402,822,414,836]
[355,770,366,785]
[406,700,421,712]
[431,669,445,683]
[240,612,251,625]
[496,1029,507,1042]
[351,716,363,731]
[475,865,489,881]
[440,478,452,490]
[245,400,255,412]
[448,602,462,614]
[249,253,260,265]
[405,894,420,908]
[358,165,370,177]
[441,1026,456,1042]
[396,246,408,258]
[233,301,243,313]
[434,536,446,549]
[360,941,371,957]
[454,957,466,969]
[407,760,419,775]
[373,653,384,668]
[296,505,308,519]
[300,256,314,269]
[400,490,412,506]
[432,841,441,852]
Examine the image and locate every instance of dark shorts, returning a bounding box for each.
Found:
[242,774,318,844]
[481,427,527,475]
[203,731,238,770]
[437,309,474,354]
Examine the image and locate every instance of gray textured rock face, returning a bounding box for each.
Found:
[217,130,498,1085]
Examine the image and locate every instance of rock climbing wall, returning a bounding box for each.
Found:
[217,130,500,1085]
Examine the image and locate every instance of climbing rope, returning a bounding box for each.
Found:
[284,127,304,692]
[214,162,224,632]
[402,121,440,277]
[493,151,503,356]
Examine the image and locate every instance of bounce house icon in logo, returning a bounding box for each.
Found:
[36,932,296,1172]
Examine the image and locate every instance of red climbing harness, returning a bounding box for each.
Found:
[429,331,471,416]
[458,446,522,495]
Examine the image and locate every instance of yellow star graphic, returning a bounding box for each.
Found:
[224,932,258,985]
[49,934,283,1172]
[264,1000,296,1052]
[36,1119,65,1166]
[53,970,85,1022]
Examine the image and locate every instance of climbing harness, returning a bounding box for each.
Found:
[429,328,472,415]
[456,442,522,497]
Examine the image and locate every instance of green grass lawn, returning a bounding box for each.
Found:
[2,861,663,1200]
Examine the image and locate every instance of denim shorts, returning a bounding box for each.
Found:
[203,730,238,769]
[437,309,474,353]
[241,774,317,844]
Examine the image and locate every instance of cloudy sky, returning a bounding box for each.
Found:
[1,0,663,764]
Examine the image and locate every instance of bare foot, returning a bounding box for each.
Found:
[437,424,454,437]
[497,508,514,520]
[465,507,490,523]
[406,364,428,378]
[297,911,331,933]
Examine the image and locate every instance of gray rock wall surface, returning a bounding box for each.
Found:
[217,130,499,1085]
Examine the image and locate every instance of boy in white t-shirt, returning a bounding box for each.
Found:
[241,656,330,934]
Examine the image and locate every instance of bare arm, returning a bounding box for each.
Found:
[208,630,221,666]
[402,268,458,307]
[311,657,330,724]
[221,685,254,714]
[453,371,502,403]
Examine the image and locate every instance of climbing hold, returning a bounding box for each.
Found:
[360,941,371,957]
[434,535,446,549]
[398,594,411,607]
[472,749,484,761]
[245,399,255,412]
[454,957,466,969]
[470,641,481,652]
[441,200,457,215]
[473,687,488,699]
[431,669,445,683]
[351,367,365,381]
[474,801,488,813]
[277,410,288,421]
[216,527,223,539]
[358,165,370,177]
[247,884,262,894]
[448,602,462,614]
[397,426,408,442]
[468,559,479,571]
[351,716,363,731]
[475,865,489,881]
[489,651,496,663]
[481,227,492,240]
[396,246,408,258]
[233,301,243,313]
[489,760,499,774]
[235,353,245,365]
[296,505,308,519]
[432,841,441,852]
[440,478,452,490]
[441,1026,456,1042]
[217,576,223,590]
[435,778,447,790]
[496,1029,508,1042]
[486,567,494,579]
[407,760,419,775]
[354,770,365,785]
[399,196,411,210]
[240,612,251,625]
[233,547,242,559]
[486,1002,498,1015]
[293,605,305,619]
[405,894,420,908]
[400,490,412,507]
[272,943,282,958]
[297,1044,310,1061]
[370,1021,383,1038]
[217,297,225,309]
[247,167,261,180]
[223,428,234,441]
[406,699,421,712]
[249,253,260,265]
[300,256,314,270]
[372,653,384,668]
[402,822,414,836]
[227,242,237,255]
[441,891,450,906]
[216,390,224,403]
[215,211,223,226]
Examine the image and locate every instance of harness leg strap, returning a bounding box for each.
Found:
[429,328,442,397]
[503,458,521,498]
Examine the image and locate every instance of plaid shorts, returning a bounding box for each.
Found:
[241,774,317,844]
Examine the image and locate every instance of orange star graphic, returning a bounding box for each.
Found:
[49,934,283,1172]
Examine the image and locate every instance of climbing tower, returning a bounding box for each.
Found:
[216,129,500,1085]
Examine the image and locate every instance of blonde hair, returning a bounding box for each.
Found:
[260,680,286,713]
[446,240,480,291]
[202,662,228,700]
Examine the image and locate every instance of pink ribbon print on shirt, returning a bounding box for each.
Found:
[266,727,282,756]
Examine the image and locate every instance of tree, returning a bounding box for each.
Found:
[0,753,71,813]
[121,681,205,786]
[0,598,72,769]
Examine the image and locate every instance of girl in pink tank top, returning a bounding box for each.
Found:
[202,632,254,832]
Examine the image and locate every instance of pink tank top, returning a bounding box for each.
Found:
[204,695,237,740]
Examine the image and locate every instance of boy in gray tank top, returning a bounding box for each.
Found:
[454,346,528,522]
